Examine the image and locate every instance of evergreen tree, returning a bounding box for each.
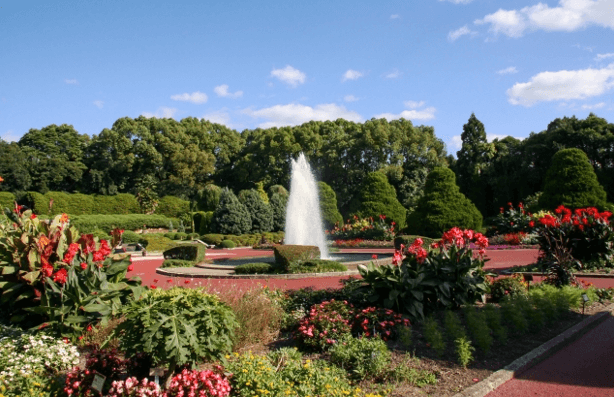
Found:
[239,189,273,233]
[269,193,288,232]
[539,148,608,210]
[211,188,252,235]
[407,167,482,237]
[255,181,269,203]
[318,181,343,230]
[348,172,407,230]
[455,114,495,215]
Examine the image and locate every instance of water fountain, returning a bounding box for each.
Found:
[284,153,330,258]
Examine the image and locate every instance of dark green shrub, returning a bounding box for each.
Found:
[192,211,207,234]
[463,307,493,355]
[239,189,273,233]
[121,230,141,244]
[156,195,190,218]
[423,316,445,357]
[26,191,48,215]
[269,193,287,232]
[163,244,206,263]
[164,232,177,240]
[220,239,236,249]
[197,184,222,212]
[138,234,177,252]
[318,181,343,230]
[201,234,225,246]
[0,192,15,211]
[539,148,608,210]
[394,235,435,250]
[489,274,528,303]
[348,172,407,230]
[211,188,252,235]
[483,304,507,343]
[198,211,214,235]
[329,335,391,380]
[70,214,180,233]
[111,287,238,374]
[443,310,466,342]
[175,232,188,240]
[274,245,320,272]
[161,259,197,268]
[267,184,288,198]
[25,192,140,215]
[95,193,140,214]
[407,167,482,238]
[234,262,275,275]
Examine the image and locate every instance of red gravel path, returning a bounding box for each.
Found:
[486,314,614,397]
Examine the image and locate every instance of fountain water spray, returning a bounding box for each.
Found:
[284,153,329,258]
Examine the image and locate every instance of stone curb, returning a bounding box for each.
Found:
[155,267,362,279]
[454,302,614,397]
[501,270,614,278]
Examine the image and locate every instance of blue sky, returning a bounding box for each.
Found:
[1,0,613,154]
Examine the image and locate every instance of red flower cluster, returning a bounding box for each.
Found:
[503,232,527,246]
[406,238,427,264]
[164,367,231,397]
[539,205,613,231]
[432,227,489,256]
[352,307,410,341]
[52,268,68,284]
[63,243,81,264]
[93,239,111,263]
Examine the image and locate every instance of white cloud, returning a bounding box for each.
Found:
[93,100,104,109]
[271,65,306,87]
[342,69,364,82]
[202,110,231,126]
[64,79,78,85]
[440,0,474,4]
[450,133,524,152]
[486,133,524,142]
[507,63,614,106]
[242,103,363,128]
[170,91,208,104]
[404,100,425,109]
[344,95,359,102]
[384,69,401,79]
[141,107,179,119]
[581,102,606,109]
[214,84,243,99]
[497,66,518,75]
[390,14,400,19]
[448,25,475,41]
[2,130,20,143]
[595,53,614,61]
[475,0,614,38]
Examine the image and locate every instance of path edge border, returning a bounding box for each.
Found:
[454,302,614,397]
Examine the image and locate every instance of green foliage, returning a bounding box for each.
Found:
[197,211,214,235]
[454,336,475,368]
[267,184,288,198]
[201,233,225,246]
[70,214,180,233]
[274,245,320,272]
[540,148,608,210]
[111,287,238,371]
[137,234,177,252]
[211,188,252,235]
[269,192,288,232]
[407,167,483,237]
[491,202,533,235]
[118,231,140,245]
[239,189,273,233]
[197,184,222,212]
[318,181,343,230]
[0,192,15,211]
[483,303,507,343]
[349,172,407,230]
[288,259,347,274]
[220,239,236,249]
[163,244,206,263]
[422,316,445,357]
[463,307,493,355]
[161,259,197,268]
[156,195,190,218]
[443,310,466,342]
[234,262,275,275]
[500,298,529,335]
[27,191,140,216]
[489,274,528,302]
[329,335,391,380]
[386,357,438,387]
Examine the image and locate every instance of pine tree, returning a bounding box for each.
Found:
[349,172,407,229]
[211,188,252,235]
[269,193,288,232]
[318,181,343,230]
[239,189,273,233]
[407,167,482,237]
[539,148,608,210]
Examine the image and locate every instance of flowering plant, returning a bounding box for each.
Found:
[327,215,396,241]
[163,367,231,397]
[491,202,533,234]
[108,377,162,397]
[64,348,127,396]
[295,299,353,350]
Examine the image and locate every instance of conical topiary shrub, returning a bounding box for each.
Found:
[239,189,273,234]
[211,188,252,235]
[349,172,407,230]
[318,181,343,230]
[406,167,482,237]
[539,148,608,210]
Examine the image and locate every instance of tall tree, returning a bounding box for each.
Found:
[0,141,32,192]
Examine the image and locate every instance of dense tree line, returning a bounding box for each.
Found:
[1,113,613,222]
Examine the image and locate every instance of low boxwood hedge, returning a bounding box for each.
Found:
[234,262,275,275]
[274,245,320,272]
[161,259,197,268]
[220,240,236,249]
[163,244,206,263]
[71,214,180,233]
[138,234,177,252]
[289,260,347,274]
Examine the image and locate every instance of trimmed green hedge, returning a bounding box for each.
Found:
[289,260,347,274]
[234,262,275,275]
[220,240,236,249]
[70,214,180,233]
[274,245,320,272]
[156,195,190,218]
[163,244,206,263]
[27,191,140,215]
[393,235,436,250]
[133,234,177,252]
[200,232,284,248]
[0,192,15,211]
[161,259,198,268]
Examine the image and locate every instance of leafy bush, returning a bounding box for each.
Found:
[295,299,353,350]
[175,231,188,240]
[329,335,391,380]
[70,214,180,233]
[195,211,214,235]
[288,259,347,274]
[274,245,320,272]
[539,148,608,211]
[164,232,177,240]
[211,188,252,235]
[111,287,238,376]
[406,167,482,238]
[138,234,177,252]
[489,274,528,302]
[0,191,15,211]
[220,239,236,249]
[349,172,407,230]
[443,310,466,342]
[155,195,190,218]
[491,202,533,235]
[201,233,225,246]
[351,306,410,341]
[121,230,141,244]
[455,336,475,368]
[463,307,493,355]
[318,181,343,230]
[483,304,507,343]
[239,188,273,233]
[163,244,206,263]
[422,316,445,357]
[234,262,275,274]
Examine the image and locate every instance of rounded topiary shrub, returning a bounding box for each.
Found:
[211,188,252,235]
[539,148,608,210]
[318,181,343,230]
[121,230,141,244]
[220,239,236,249]
[113,287,238,373]
[239,189,273,234]
[348,172,407,230]
[406,167,482,238]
